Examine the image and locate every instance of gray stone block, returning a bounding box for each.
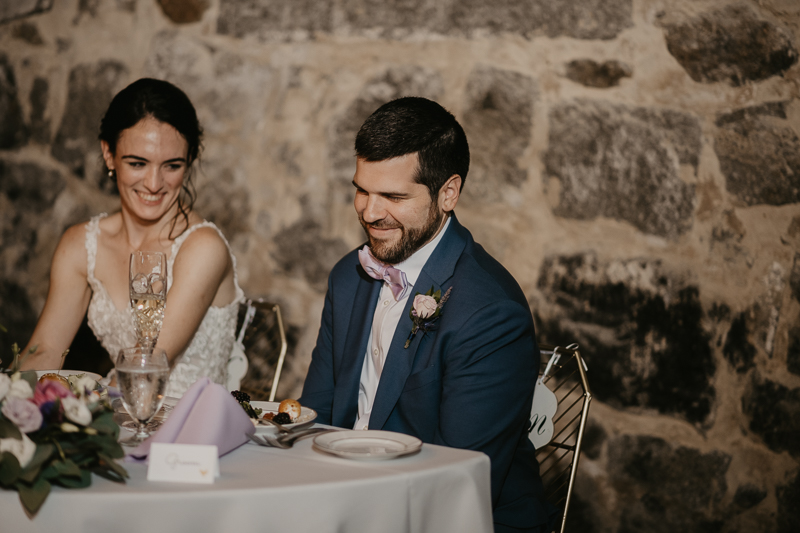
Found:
[742,374,800,458]
[328,66,443,186]
[0,160,64,211]
[723,311,757,374]
[340,0,443,35]
[217,0,333,40]
[271,219,348,291]
[535,253,716,425]
[662,5,798,86]
[544,100,698,238]
[608,435,731,532]
[565,59,631,88]
[0,0,53,24]
[157,0,209,24]
[51,61,129,178]
[193,169,250,242]
[0,280,38,370]
[788,326,800,377]
[450,0,633,40]
[714,102,800,207]
[777,470,800,533]
[608,435,731,533]
[462,65,535,202]
[29,76,50,144]
[11,21,44,45]
[732,484,767,511]
[215,0,632,41]
[0,54,27,149]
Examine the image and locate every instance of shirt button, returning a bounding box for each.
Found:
[373,348,379,356]
[383,300,389,306]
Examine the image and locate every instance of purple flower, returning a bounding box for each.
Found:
[1,397,43,433]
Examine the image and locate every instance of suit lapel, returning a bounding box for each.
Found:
[368,215,469,429]
[331,272,381,427]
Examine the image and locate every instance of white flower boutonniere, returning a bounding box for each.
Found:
[404,286,453,348]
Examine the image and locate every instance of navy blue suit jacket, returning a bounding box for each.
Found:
[300,215,552,529]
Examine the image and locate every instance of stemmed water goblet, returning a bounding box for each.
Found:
[129,251,167,349]
[116,347,170,447]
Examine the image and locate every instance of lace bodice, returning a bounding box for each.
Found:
[85,214,244,398]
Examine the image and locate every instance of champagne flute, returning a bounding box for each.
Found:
[116,347,170,446]
[130,251,167,348]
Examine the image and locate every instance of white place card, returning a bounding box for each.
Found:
[147,443,220,484]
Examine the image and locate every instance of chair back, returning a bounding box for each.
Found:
[531,344,592,533]
[231,299,288,402]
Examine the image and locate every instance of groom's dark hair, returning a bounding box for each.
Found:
[355,97,470,200]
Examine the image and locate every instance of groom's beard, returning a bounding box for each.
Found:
[360,201,444,265]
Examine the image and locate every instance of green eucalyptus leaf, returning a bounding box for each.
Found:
[90,411,119,436]
[55,468,90,488]
[0,451,21,486]
[18,444,56,483]
[97,452,128,480]
[433,289,441,300]
[52,459,82,478]
[0,418,23,440]
[18,476,50,517]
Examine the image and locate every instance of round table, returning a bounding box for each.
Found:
[1,433,492,533]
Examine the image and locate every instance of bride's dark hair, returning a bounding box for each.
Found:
[99,78,203,238]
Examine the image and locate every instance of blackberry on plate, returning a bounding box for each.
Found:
[273,412,292,425]
[231,390,250,403]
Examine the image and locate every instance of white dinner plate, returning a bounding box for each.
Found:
[250,401,317,433]
[312,430,422,460]
[35,370,103,382]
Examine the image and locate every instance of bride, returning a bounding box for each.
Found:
[22,78,244,398]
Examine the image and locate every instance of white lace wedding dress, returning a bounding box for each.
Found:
[84,214,244,398]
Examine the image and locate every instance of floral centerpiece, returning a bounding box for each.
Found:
[0,344,127,517]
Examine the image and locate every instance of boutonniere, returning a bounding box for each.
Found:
[404,286,453,348]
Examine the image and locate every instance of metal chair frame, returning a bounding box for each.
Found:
[237,299,288,402]
[534,344,592,533]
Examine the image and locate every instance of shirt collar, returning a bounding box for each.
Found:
[393,215,451,287]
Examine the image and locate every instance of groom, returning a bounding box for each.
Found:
[300,97,554,532]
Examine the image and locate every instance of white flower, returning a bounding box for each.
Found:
[7,378,33,400]
[1,397,43,433]
[0,373,10,402]
[0,433,36,468]
[61,397,92,426]
[413,294,438,319]
[69,375,98,399]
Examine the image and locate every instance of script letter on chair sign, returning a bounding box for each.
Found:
[528,378,557,449]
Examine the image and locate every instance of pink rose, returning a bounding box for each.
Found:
[32,380,74,407]
[413,294,438,319]
[1,397,43,433]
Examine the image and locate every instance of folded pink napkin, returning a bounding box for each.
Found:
[128,377,255,460]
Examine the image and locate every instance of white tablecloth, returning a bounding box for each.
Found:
[0,434,492,533]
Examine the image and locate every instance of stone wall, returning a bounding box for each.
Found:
[1,1,799,531]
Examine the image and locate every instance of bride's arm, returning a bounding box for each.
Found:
[20,224,92,370]
[154,227,236,366]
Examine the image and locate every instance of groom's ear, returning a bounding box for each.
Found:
[438,174,461,213]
